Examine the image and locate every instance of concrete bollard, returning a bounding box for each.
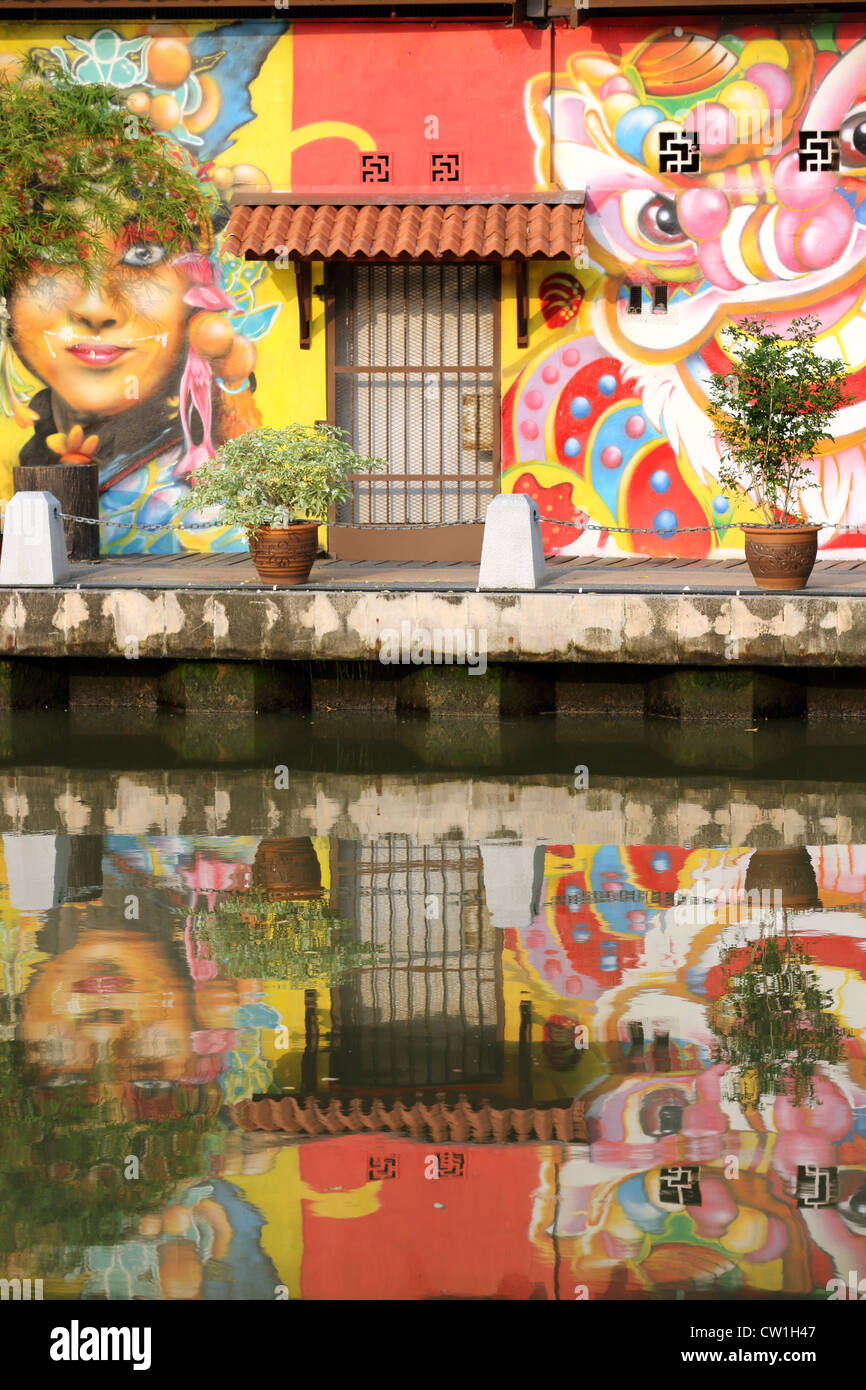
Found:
[0,491,70,586]
[480,841,547,931]
[477,492,546,590]
[3,833,71,911]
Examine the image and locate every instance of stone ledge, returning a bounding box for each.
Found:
[0,586,862,666]
[0,767,863,843]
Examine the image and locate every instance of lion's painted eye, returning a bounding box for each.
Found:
[637,194,687,244]
[840,106,866,169]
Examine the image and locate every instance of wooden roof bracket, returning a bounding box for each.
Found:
[294,259,312,350]
[516,259,529,350]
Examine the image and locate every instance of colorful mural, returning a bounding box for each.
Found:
[506,841,866,1297]
[0,20,287,554]
[288,17,866,560]
[506,21,866,557]
[4,816,866,1299]
[6,19,866,555]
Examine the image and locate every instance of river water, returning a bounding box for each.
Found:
[2,711,865,1301]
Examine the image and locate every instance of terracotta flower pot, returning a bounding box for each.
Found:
[253,837,323,901]
[248,522,320,585]
[741,524,820,591]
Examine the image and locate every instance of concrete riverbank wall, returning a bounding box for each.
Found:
[2,585,866,719]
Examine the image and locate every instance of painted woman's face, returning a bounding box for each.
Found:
[9,223,191,420]
[20,929,194,1083]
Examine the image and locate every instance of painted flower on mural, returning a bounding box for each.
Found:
[511,473,589,553]
[539,272,584,328]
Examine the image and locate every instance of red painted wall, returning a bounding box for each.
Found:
[291,21,548,194]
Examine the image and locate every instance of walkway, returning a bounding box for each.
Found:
[60,553,866,596]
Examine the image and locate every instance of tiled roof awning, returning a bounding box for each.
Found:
[229,1095,587,1143]
[223,198,585,262]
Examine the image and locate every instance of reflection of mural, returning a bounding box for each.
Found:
[506,23,866,557]
[507,841,866,1298]
[0,22,283,554]
[7,818,866,1299]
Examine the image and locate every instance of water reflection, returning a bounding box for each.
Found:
[1,757,866,1299]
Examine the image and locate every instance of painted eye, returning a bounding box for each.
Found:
[840,106,866,168]
[120,244,166,268]
[637,194,686,245]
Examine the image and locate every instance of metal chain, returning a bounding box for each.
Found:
[61,513,234,533]
[59,511,866,535]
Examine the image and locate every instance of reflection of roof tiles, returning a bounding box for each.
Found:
[229,1095,587,1143]
[223,202,585,262]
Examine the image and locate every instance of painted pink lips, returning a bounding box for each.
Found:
[65,343,131,366]
[72,975,134,994]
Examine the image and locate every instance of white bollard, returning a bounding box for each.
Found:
[0,491,70,586]
[3,833,71,911]
[477,492,546,590]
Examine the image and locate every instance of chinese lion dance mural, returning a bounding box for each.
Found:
[506,22,866,558]
[510,842,866,1297]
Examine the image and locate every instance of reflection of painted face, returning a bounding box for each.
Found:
[9,225,191,420]
[20,929,194,1081]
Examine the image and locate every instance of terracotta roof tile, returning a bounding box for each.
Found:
[228,1094,587,1143]
[224,201,584,261]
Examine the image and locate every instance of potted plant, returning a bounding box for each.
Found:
[186,422,386,584]
[707,315,851,590]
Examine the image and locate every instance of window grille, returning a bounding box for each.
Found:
[332,263,498,526]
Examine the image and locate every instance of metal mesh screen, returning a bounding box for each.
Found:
[329,836,502,1088]
[333,264,497,526]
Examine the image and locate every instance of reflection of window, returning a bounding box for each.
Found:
[330,837,503,1089]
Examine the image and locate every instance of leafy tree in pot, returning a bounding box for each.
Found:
[707,314,852,527]
[185,422,386,534]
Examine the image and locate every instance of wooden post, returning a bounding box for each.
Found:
[294,260,312,350]
[515,260,529,349]
[12,464,99,560]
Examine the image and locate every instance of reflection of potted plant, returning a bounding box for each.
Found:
[709,927,847,1107]
[744,847,821,911]
[707,315,851,590]
[186,423,385,585]
[191,894,376,985]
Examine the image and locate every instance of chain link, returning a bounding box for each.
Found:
[59,511,866,536]
[61,513,232,533]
